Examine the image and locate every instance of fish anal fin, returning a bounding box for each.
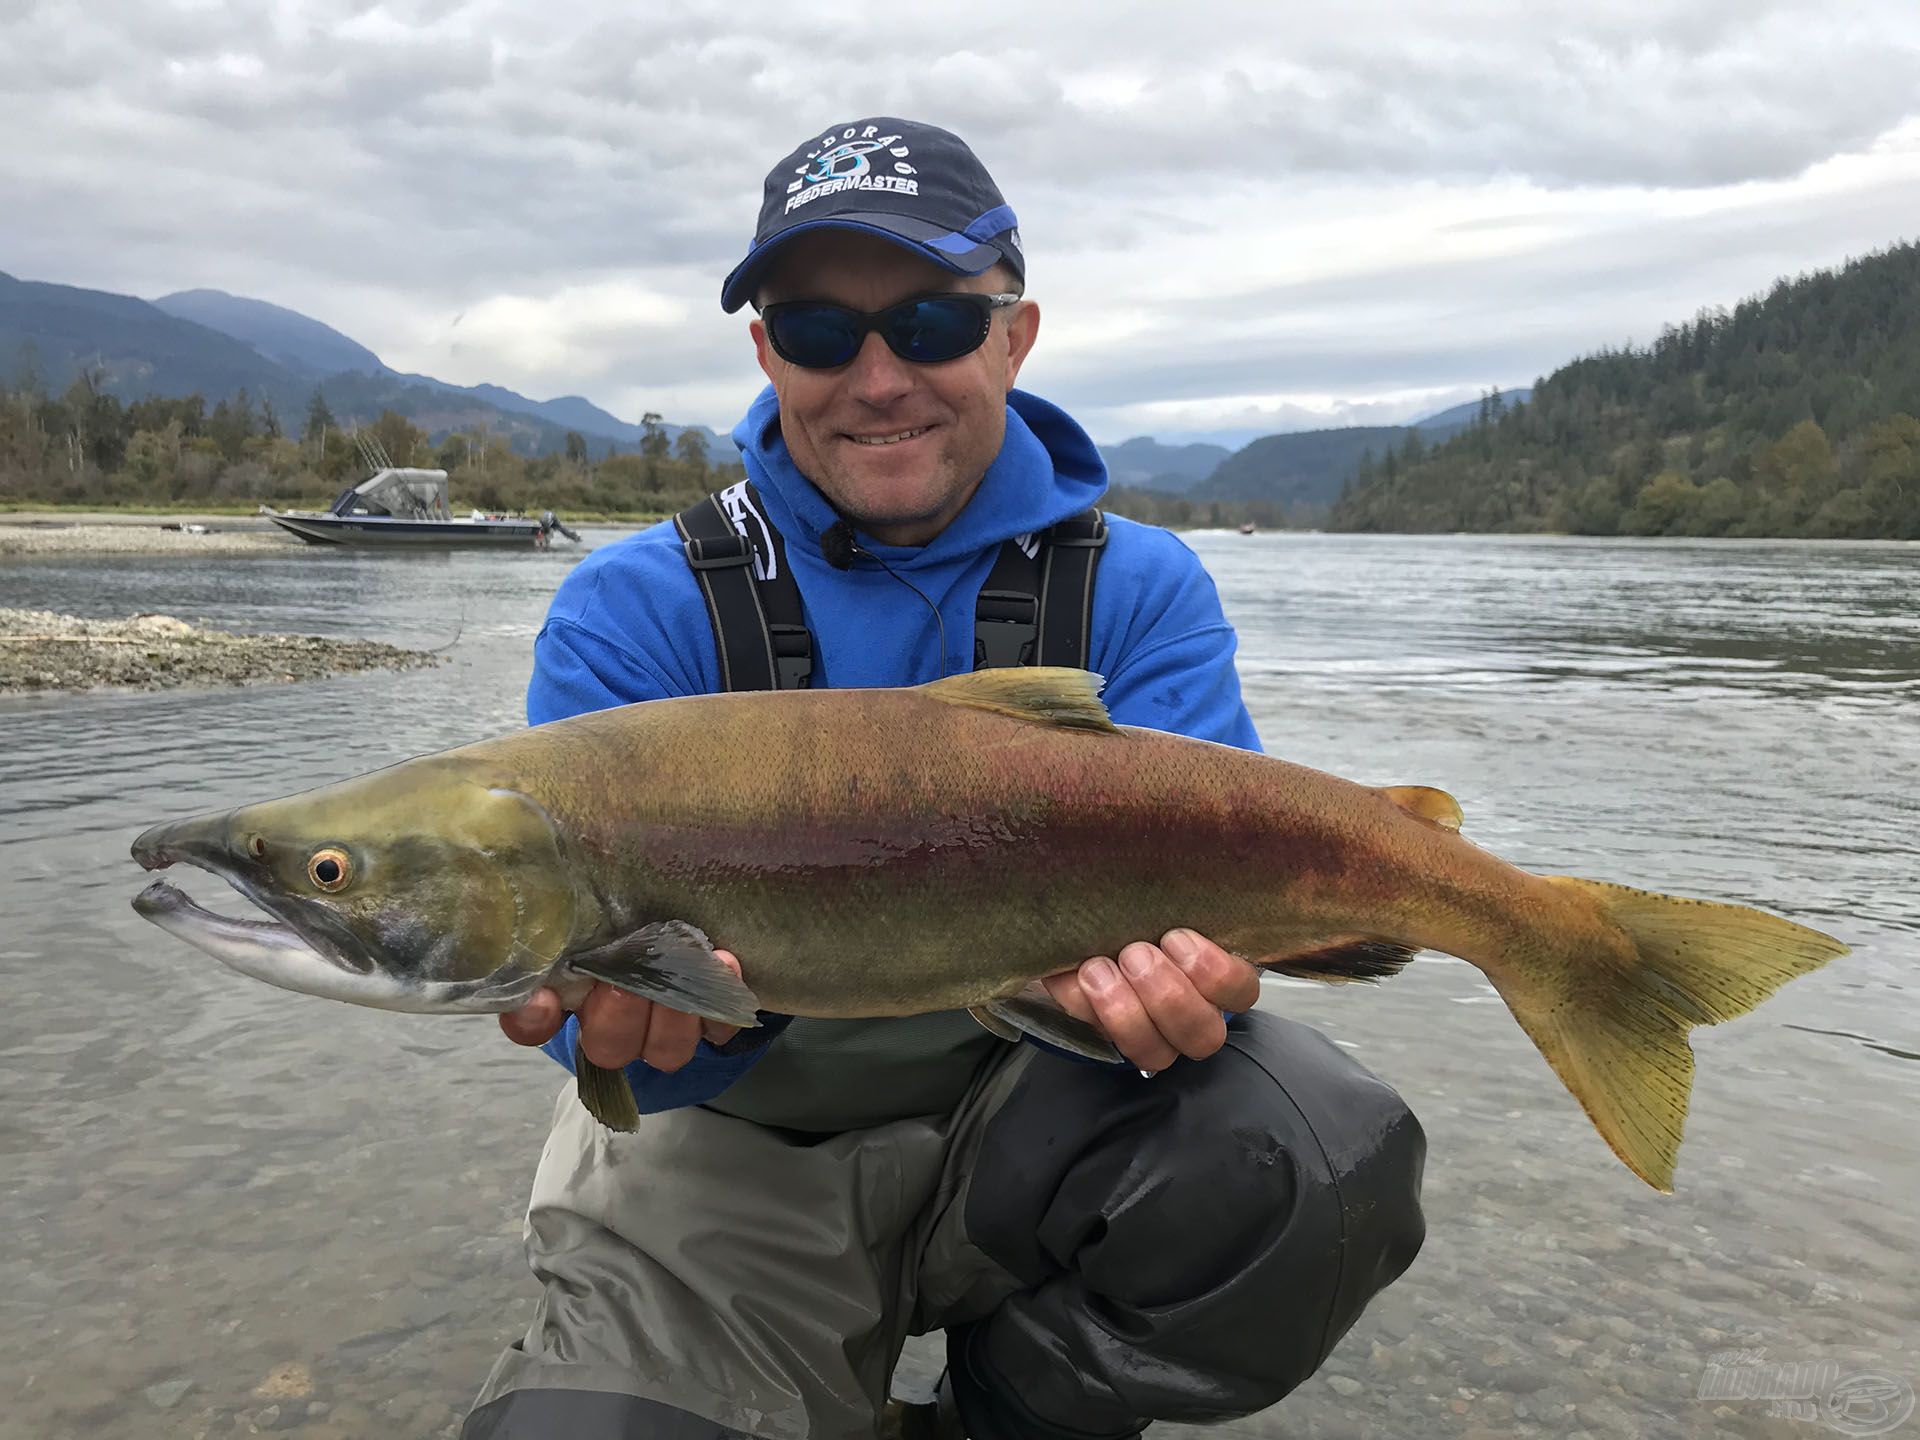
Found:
[1380,785,1464,831]
[566,920,762,1029]
[969,1005,1023,1043]
[1266,938,1421,984]
[986,993,1123,1063]
[924,668,1118,734]
[574,1046,640,1132]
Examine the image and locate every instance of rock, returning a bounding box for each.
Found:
[1326,1374,1364,1398]
[145,1379,195,1410]
[251,1362,314,1400]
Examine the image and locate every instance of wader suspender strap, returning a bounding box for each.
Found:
[973,509,1108,670]
[673,482,813,691]
[674,488,1106,689]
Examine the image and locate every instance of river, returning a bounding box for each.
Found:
[1,532,1914,1439]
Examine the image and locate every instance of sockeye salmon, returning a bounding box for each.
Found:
[129,668,1847,1191]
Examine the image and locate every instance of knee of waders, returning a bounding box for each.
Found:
[961,1011,1426,1412]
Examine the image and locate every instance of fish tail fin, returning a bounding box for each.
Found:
[1498,877,1847,1193]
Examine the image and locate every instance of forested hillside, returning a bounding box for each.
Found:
[0,379,743,518]
[1332,243,1920,538]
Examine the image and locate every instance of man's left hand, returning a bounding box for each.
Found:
[1042,928,1262,1073]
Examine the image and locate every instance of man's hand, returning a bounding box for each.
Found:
[498,949,747,1074]
[1042,928,1261,1073]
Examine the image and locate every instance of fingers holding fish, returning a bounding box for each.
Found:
[499,987,566,1047]
[575,950,745,1073]
[1160,928,1263,1016]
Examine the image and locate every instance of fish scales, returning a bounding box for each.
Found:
[129,667,1849,1191]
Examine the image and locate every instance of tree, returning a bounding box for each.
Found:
[640,412,670,460]
[303,388,335,461]
[674,426,709,479]
[565,430,590,467]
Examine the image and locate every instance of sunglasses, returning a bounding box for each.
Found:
[760,292,1022,369]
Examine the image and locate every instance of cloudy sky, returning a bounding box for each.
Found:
[4,0,1918,446]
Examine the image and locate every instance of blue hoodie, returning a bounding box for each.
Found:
[527,385,1262,1111]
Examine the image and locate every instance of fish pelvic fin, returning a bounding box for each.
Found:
[566,920,763,1029]
[1502,878,1849,1194]
[923,668,1118,734]
[985,992,1124,1063]
[574,1044,640,1132]
[1379,785,1464,831]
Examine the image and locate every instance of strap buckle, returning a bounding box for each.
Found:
[974,590,1038,669]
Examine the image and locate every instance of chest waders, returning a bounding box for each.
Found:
[669,481,1108,1132]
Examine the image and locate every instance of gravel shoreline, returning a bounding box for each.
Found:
[0,609,440,693]
[0,520,294,557]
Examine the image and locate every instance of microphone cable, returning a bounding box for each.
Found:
[820,519,950,679]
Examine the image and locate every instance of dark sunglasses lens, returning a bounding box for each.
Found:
[886,298,989,362]
[769,307,861,367]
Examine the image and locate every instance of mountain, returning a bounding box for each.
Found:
[1332,241,1920,538]
[2,270,306,404]
[1191,425,1417,512]
[1,269,729,457]
[1097,436,1232,494]
[152,289,383,377]
[1411,389,1532,436]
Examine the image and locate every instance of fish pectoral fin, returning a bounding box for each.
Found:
[985,993,1124,1063]
[1266,938,1422,983]
[923,668,1119,734]
[968,1005,1024,1043]
[574,1044,640,1132]
[565,920,763,1029]
[1379,785,1465,831]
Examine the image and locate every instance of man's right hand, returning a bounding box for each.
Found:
[499,948,746,1074]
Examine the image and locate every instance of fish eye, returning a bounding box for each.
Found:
[307,847,353,892]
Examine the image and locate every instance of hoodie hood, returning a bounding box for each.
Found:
[729,385,1107,568]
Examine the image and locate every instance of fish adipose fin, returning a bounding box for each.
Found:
[574,1046,640,1132]
[1502,878,1849,1194]
[566,920,763,1029]
[1380,785,1464,831]
[924,668,1119,734]
[1267,939,1421,983]
[985,992,1124,1063]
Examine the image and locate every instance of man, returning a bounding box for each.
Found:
[464,118,1425,1440]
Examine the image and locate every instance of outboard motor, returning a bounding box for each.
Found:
[540,511,582,543]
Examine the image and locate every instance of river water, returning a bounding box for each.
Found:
[1,532,1914,1440]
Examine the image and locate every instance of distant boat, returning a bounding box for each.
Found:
[1237,521,1257,535]
[261,468,579,549]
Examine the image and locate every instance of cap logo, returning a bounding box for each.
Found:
[783,124,920,214]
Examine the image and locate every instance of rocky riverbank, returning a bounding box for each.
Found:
[0,517,294,557]
[0,609,439,694]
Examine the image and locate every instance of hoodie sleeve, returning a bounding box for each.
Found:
[1089,519,1264,753]
[524,540,782,1114]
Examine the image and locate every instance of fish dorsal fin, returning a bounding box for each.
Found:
[923,667,1118,733]
[1380,785,1464,831]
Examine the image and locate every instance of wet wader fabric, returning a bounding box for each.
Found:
[463,1013,1426,1440]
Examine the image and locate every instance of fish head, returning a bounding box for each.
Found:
[130,760,584,1012]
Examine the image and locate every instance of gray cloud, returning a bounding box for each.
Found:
[2,0,1917,439]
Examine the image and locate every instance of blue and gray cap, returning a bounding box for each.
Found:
[720,116,1023,314]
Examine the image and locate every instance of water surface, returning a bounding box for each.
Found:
[2,532,1914,1439]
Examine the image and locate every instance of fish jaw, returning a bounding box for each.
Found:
[130,879,547,1013]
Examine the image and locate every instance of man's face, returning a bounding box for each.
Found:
[751,230,1040,547]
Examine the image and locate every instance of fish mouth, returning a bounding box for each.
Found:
[130,815,374,977]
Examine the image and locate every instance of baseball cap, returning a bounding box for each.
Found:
[720,117,1024,314]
